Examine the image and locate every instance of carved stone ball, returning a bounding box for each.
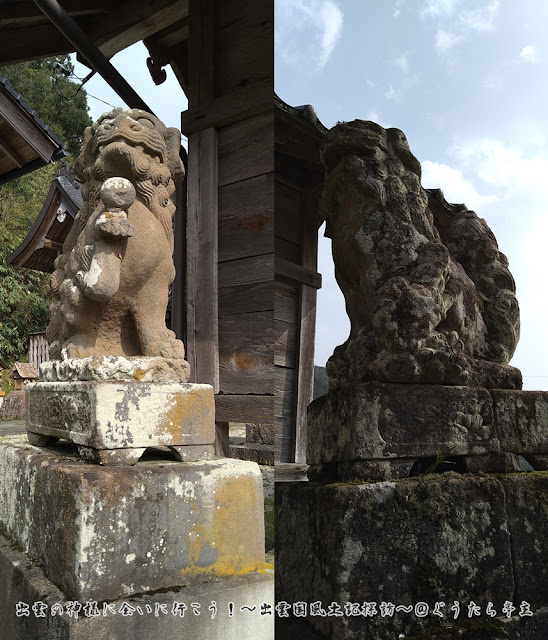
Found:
[100,177,136,211]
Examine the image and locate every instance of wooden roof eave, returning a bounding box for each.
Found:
[0,0,189,65]
[0,76,67,185]
[0,76,67,158]
[6,176,77,270]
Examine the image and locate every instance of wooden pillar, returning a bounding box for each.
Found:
[182,0,275,456]
[186,127,219,391]
[293,191,320,463]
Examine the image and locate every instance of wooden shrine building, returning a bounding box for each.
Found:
[8,163,82,271]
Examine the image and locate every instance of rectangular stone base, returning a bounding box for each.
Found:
[26,381,215,464]
[0,530,274,640]
[0,439,267,601]
[276,472,548,639]
[307,384,548,480]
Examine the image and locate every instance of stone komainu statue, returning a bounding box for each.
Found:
[47,109,186,362]
[322,120,521,389]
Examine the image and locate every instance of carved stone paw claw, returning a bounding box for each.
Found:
[97,212,134,237]
[145,339,186,359]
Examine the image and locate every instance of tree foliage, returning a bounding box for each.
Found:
[0,165,56,364]
[0,56,92,371]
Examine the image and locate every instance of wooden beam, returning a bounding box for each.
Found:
[275,463,309,483]
[0,87,58,162]
[0,23,74,65]
[218,254,273,288]
[215,395,274,423]
[145,16,189,50]
[215,421,230,457]
[0,1,110,26]
[218,311,274,395]
[275,257,322,289]
[187,0,214,105]
[40,239,63,252]
[171,178,186,343]
[167,40,189,95]
[0,137,25,168]
[218,172,274,262]
[91,0,189,58]
[219,281,274,316]
[181,79,272,135]
[293,192,320,464]
[185,127,219,390]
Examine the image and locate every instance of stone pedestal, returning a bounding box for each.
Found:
[26,357,215,465]
[1,528,274,640]
[0,440,267,602]
[307,383,548,481]
[276,472,548,639]
[277,382,548,638]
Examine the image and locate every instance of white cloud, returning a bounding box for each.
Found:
[421,0,457,19]
[423,0,500,56]
[520,45,537,63]
[459,0,500,32]
[317,0,344,66]
[393,52,409,73]
[384,84,401,102]
[393,0,406,18]
[451,138,548,192]
[435,29,463,53]
[421,160,499,211]
[275,0,343,69]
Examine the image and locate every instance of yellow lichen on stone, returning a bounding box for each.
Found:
[157,389,213,443]
[131,368,145,381]
[179,472,266,580]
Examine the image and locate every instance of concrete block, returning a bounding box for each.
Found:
[0,530,274,640]
[26,380,214,464]
[0,440,266,601]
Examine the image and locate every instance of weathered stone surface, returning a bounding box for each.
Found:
[277,473,548,639]
[39,355,190,384]
[321,120,520,389]
[0,440,266,601]
[491,389,548,456]
[230,442,274,466]
[500,473,548,609]
[0,390,24,421]
[246,423,275,445]
[463,452,522,473]
[307,383,548,479]
[26,380,214,464]
[307,383,498,474]
[0,530,274,640]
[46,108,187,364]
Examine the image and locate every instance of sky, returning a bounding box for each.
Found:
[72,0,548,390]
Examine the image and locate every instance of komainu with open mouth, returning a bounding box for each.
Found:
[47,108,187,363]
[322,120,521,389]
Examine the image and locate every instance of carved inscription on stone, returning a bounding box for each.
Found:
[28,391,91,434]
